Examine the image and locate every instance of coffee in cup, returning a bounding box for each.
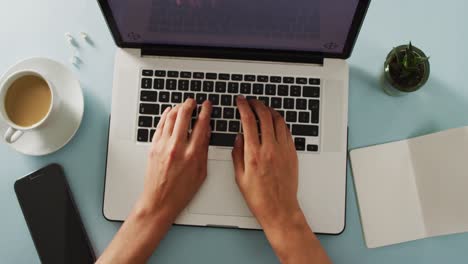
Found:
[5,75,52,127]
[0,70,59,144]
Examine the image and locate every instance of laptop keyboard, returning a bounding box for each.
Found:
[137,69,321,152]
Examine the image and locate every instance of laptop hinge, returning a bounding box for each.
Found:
[141,46,324,65]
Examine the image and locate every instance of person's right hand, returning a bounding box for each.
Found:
[232,96,331,264]
[232,96,301,229]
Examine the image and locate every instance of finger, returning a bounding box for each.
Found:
[249,99,275,144]
[190,100,212,149]
[236,95,259,147]
[172,99,197,141]
[153,106,171,143]
[231,134,245,183]
[163,104,180,137]
[269,107,288,143]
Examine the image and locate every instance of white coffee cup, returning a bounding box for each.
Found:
[0,70,60,144]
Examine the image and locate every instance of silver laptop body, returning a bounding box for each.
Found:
[99,0,370,234]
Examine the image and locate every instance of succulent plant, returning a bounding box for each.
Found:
[389,42,429,79]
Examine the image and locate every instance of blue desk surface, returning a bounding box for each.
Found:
[1,1,468,263]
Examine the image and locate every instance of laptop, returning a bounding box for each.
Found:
[99,0,370,234]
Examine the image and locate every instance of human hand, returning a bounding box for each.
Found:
[232,96,301,229]
[232,97,331,264]
[139,99,213,223]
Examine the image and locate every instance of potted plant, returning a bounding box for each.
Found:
[383,42,430,96]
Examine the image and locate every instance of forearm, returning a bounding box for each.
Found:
[97,198,174,264]
[262,210,332,264]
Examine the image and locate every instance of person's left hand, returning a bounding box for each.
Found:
[138,99,213,223]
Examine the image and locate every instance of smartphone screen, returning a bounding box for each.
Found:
[14,164,95,264]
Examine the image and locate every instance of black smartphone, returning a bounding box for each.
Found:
[14,164,96,264]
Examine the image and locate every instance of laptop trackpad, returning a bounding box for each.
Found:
[188,159,252,217]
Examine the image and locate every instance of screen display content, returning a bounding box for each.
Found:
[107,0,360,54]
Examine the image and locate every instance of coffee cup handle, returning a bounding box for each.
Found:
[4,127,24,143]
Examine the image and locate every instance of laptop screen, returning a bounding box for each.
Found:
[107,0,360,55]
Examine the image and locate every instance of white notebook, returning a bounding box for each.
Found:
[350,126,468,248]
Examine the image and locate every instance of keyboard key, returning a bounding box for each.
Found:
[171,92,182,103]
[216,120,228,131]
[286,111,297,122]
[178,80,189,91]
[155,70,166,77]
[223,107,235,119]
[257,75,268,82]
[309,78,320,85]
[181,71,192,78]
[240,83,252,94]
[296,77,307,84]
[296,99,307,110]
[221,95,232,106]
[141,78,152,89]
[299,112,310,123]
[211,107,222,118]
[303,86,320,98]
[210,120,215,130]
[228,82,239,94]
[142,69,153,76]
[150,129,156,140]
[209,94,220,105]
[253,84,264,95]
[247,95,257,101]
[137,129,149,142]
[270,76,282,83]
[284,98,294,109]
[235,109,241,119]
[244,75,256,82]
[193,72,204,79]
[283,77,294,83]
[138,116,152,127]
[154,78,165,90]
[140,104,159,115]
[278,110,285,117]
[271,97,282,108]
[294,137,306,151]
[258,97,269,106]
[206,73,217,80]
[203,81,214,92]
[311,109,319,124]
[215,82,227,93]
[219,73,230,80]
[161,104,171,113]
[154,117,161,127]
[278,85,288,96]
[166,79,177,90]
[168,71,179,78]
[265,84,276,95]
[210,133,237,147]
[309,99,320,110]
[190,80,202,91]
[196,93,207,104]
[191,118,197,128]
[309,100,320,123]
[292,125,319,137]
[140,91,157,102]
[232,74,243,81]
[159,92,170,102]
[307,144,319,152]
[229,121,240,132]
[183,92,195,101]
[290,86,301,97]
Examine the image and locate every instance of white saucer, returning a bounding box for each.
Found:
[0,58,84,156]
